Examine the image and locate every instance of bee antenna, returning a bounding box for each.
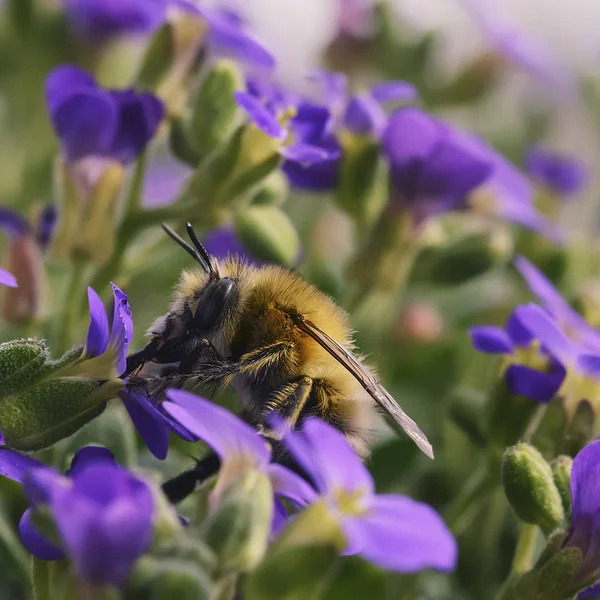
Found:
[186,222,218,278]
[161,223,213,275]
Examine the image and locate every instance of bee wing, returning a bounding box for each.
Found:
[294,316,434,459]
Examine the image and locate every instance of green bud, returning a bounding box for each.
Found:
[151,483,185,545]
[189,60,243,159]
[437,53,504,106]
[335,133,385,226]
[551,456,573,522]
[234,206,300,267]
[251,170,289,207]
[412,229,512,286]
[202,471,273,573]
[502,443,564,534]
[153,538,217,576]
[137,23,175,91]
[128,556,212,600]
[0,339,48,397]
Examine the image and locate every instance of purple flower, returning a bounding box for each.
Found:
[280,418,457,572]
[0,446,154,587]
[470,307,566,403]
[80,283,133,378]
[515,257,600,352]
[202,226,258,265]
[234,79,341,192]
[120,389,195,460]
[62,0,167,40]
[163,390,316,511]
[562,441,600,595]
[0,208,44,318]
[334,0,375,39]
[0,268,17,288]
[458,0,573,100]
[383,107,493,225]
[45,66,164,165]
[383,107,561,240]
[525,147,588,197]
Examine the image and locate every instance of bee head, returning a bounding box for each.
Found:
[163,222,239,334]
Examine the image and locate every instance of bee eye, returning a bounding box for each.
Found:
[194,278,237,331]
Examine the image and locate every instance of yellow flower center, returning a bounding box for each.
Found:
[333,486,368,517]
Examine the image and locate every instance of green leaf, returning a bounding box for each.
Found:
[54,403,137,469]
[323,557,386,600]
[0,339,48,397]
[137,23,174,90]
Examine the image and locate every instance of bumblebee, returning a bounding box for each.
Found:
[125,223,433,500]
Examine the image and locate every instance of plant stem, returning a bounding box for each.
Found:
[495,523,539,600]
[54,259,87,355]
[523,404,548,442]
[0,507,31,583]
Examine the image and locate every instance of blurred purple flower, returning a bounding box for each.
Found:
[0,269,17,288]
[45,66,164,165]
[470,307,566,403]
[383,107,492,225]
[235,78,341,192]
[335,0,374,39]
[83,284,133,377]
[459,0,573,100]
[281,418,457,572]
[202,226,258,265]
[163,390,317,511]
[0,209,44,319]
[525,147,588,197]
[0,446,154,587]
[562,441,600,596]
[62,0,167,40]
[383,107,560,240]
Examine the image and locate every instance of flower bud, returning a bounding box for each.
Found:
[201,471,273,573]
[2,235,44,325]
[335,133,383,226]
[50,159,125,266]
[412,229,512,287]
[502,443,564,534]
[251,171,289,207]
[128,557,212,600]
[397,303,444,343]
[234,206,300,267]
[550,456,573,522]
[189,59,243,159]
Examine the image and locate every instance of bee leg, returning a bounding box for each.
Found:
[122,338,161,378]
[177,339,224,374]
[161,453,221,504]
[257,376,314,434]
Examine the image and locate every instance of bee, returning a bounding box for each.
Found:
[125,223,433,501]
